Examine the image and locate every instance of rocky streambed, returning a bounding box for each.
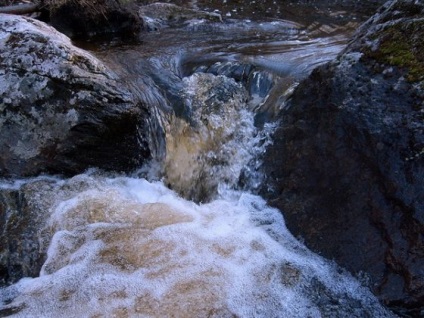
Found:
[0,0,423,317]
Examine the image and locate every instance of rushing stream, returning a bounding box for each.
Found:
[0,2,398,317]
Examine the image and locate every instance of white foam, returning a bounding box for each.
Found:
[163,72,275,202]
[0,176,394,317]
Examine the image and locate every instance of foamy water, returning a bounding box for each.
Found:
[162,72,274,202]
[0,174,395,317]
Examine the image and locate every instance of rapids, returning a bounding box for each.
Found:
[0,174,396,317]
[0,2,398,317]
[95,12,349,202]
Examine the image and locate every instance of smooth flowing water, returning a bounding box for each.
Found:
[0,2,398,317]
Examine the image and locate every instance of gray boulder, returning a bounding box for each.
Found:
[0,14,150,177]
[262,0,424,316]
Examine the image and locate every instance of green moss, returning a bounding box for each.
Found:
[365,20,424,82]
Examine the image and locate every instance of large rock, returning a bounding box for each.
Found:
[0,14,150,177]
[262,0,423,316]
[45,0,142,39]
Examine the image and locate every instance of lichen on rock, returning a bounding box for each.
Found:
[0,14,150,177]
[349,0,424,82]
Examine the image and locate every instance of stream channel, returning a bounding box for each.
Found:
[0,1,399,317]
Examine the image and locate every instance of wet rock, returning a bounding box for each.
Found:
[262,0,424,316]
[191,61,274,99]
[0,2,40,15]
[0,14,150,177]
[45,0,142,39]
[139,2,221,31]
[0,179,60,286]
[0,174,112,286]
[190,61,278,125]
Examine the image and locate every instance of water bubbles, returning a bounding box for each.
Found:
[0,176,394,317]
[162,72,264,202]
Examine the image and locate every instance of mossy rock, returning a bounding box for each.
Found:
[364,20,424,82]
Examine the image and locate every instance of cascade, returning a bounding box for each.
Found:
[0,3,397,317]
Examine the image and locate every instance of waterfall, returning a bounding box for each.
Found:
[0,9,397,318]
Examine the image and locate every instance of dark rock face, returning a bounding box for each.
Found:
[46,0,142,39]
[0,175,109,287]
[262,0,424,316]
[0,14,150,177]
[0,179,59,286]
